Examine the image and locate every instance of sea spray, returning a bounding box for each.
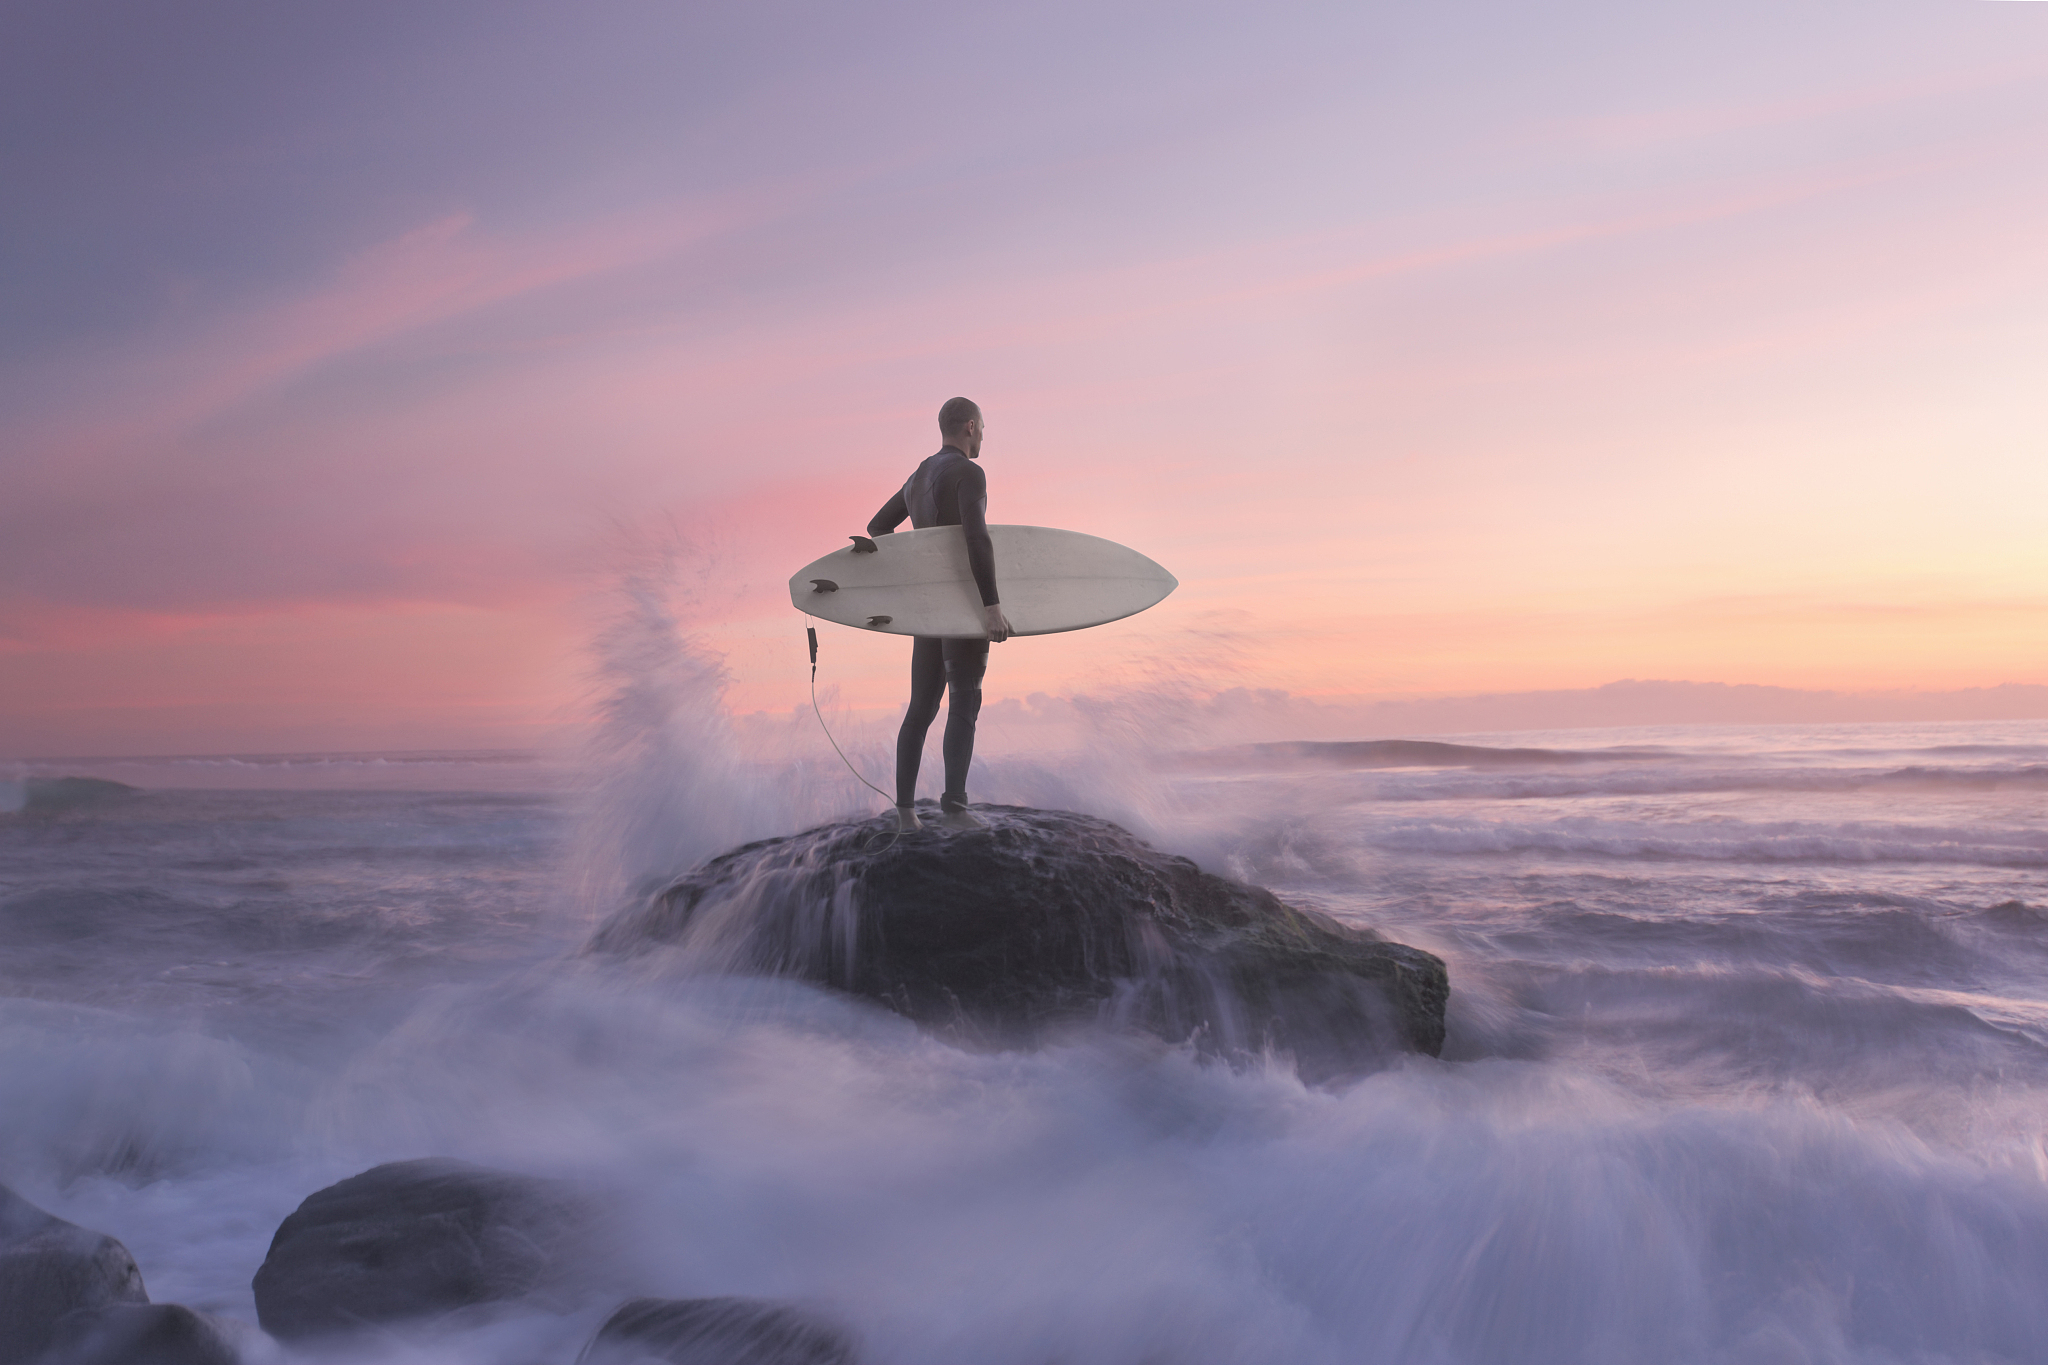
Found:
[126,963,2048,1364]
[968,625,1286,866]
[9,712,2048,1362]
[568,537,822,916]
[559,530,1230,906]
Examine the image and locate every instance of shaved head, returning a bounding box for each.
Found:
[938,397,981,439]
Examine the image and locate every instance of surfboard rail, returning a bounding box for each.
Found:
[789,524,1176,638]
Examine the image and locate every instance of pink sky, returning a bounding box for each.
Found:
[4,1,2047,757]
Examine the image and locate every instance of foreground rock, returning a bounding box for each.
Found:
[251,1159,598,1341]
[42,1303,244,1365]
[590,805,1448,1081]
[577,1297,856,1365]
[0,1185,147,1365]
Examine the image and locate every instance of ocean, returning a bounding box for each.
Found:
[5,715,2048,1363]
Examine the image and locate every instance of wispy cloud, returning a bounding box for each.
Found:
[6,0,2046,755]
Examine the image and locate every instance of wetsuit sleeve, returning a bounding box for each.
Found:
[957,461,999,606]
[867,488,909,537]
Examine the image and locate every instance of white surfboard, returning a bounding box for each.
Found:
[790,525,1177,638]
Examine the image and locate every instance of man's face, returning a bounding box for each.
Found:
[963,414,985,457]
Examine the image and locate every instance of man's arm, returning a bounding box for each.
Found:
[867,489,909,538]
[955,462,999,607]
[956,463,1012,641]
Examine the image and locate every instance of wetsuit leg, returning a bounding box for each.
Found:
[894,637,946,807]
[939,638,990,809]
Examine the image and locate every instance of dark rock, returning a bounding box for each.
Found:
[16,778,137,816]
[577,1297,856,1365]
[589,805,1448,1082]
[250,1158,597,1341]
[41,1303,245,1365]
[0,1185,147,1365]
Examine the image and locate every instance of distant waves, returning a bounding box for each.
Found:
[1180,739,1676,770]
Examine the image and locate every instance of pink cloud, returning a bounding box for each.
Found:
[9,4,2048,757]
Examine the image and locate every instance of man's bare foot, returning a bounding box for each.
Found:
[938,805,986,831]
[893,806,923,832]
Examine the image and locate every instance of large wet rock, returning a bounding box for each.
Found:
[251,1158,597,1341]
[577,1297,856,1365]
[0,1184,147,1365]
[589,805,1447,1081]
[42,1303,246,1365]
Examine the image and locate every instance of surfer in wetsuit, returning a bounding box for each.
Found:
[868,397,1014,832]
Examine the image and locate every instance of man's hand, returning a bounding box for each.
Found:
[985,604,1014,642]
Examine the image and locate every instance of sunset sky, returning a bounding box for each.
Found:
[4,0,2046,757]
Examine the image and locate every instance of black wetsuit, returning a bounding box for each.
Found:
[868,447,997,810]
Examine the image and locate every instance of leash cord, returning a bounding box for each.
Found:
[811,665,893,804]
[805,620,906,851]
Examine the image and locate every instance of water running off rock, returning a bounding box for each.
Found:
[588,804,1447,1082]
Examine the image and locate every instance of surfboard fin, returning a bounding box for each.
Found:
[865,616,892,628]
[849,535,878,553]
[809,579,839,593]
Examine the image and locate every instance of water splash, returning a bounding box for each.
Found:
[567,535,800,916]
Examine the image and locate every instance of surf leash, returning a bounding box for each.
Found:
[804,620,910,850]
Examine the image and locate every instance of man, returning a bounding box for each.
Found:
[867,396,1014,832]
